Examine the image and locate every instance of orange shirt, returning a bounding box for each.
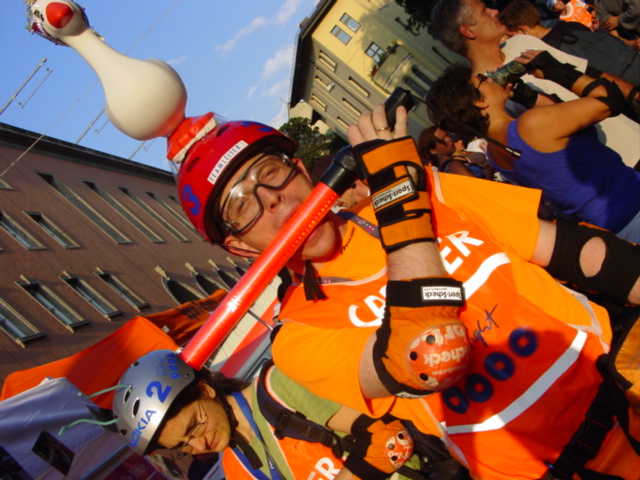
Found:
[273,170,637,479]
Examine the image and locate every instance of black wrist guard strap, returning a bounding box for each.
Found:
[510,80,539,109]
[545,220,640,305]
[386,277,466,307]
[353,137,435,252]
[526,50,582,91]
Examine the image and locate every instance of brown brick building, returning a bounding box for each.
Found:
[0,122,253,387]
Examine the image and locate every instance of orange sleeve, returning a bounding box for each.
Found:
[434,172,542,262]
[272,321,395,418]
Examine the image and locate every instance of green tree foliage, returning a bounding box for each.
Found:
[278,117,347,172]
[394,0,436,32]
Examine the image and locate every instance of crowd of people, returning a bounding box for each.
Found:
[106,1,640,479]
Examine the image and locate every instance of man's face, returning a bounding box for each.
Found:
[221,152,341,264]
[462,0,505,44]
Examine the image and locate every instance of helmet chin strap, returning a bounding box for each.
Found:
[223,244,261,258]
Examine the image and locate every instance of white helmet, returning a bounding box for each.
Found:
[113,350,196,455]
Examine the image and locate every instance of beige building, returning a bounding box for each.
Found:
[290,0,465,139]
[0,122,273,387]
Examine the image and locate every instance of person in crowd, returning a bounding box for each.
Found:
[596,0,640,48]
[111,350,420,480]
[425,54,640,242]
[533,0,565,25]
[547,0,599,29]
[417,126,494,180]
[163,101,640,479]
[499,0,640,84]
[430,0,640,167]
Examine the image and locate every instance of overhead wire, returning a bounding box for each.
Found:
[0,0,183,179]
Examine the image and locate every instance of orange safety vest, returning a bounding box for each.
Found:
[221,439,343,480]
[277,170,638,479]
[560,0,597,29]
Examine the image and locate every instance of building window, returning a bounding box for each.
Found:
[331,26,352,45]
[155,266,204,305]
[348,77,370,97]
[412,66,435,87]
[38,173,132,244]
[365,42,386,63]
[318,51,337,72]
[18,277,89,331]
[95,269,149,310]
[0,212,44,250]
[25,212,80,248]
[342,98,361,116]
[311,94,327,111]
[119,188,189,242]
[336,117,349,128]
[404,76,428,99]
[84,182,165,243]
[340,13,360,32]
[146,192,200,236]
[61,272,122,319]
[0,299,45,347]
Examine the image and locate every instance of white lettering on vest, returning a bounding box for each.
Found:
[349,285,386,327]
[307,457,340,479]
[439,231,483,275]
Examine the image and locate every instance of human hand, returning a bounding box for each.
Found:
[347,105,433,252]
[604,15,619,30]
[343,414,414,480]
[516,49,544,78]
[347,104,408,147]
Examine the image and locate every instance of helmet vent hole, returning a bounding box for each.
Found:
[184,156,199,173]
[119,429,127,436]
[123,389,130,402]
[132,398,140,417]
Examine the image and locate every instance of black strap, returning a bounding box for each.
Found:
[303,260,327,301]
[255,361,343,458]
[231,430,264,471]
[544,362,630,480]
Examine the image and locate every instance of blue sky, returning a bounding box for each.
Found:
[0,0,320,170]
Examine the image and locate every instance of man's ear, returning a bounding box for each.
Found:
[293,157,312,182]
[223,236,260,258]
[459,23,477,40]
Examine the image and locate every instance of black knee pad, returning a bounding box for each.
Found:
[545,221,640,306]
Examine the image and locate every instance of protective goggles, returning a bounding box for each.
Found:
[220,152,297,236]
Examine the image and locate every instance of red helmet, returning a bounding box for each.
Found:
[175,118,297,244]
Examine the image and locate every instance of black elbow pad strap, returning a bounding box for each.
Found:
[545,221,640,305]
[581,78,625,117]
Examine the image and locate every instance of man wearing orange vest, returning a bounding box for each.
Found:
[174,104,640,479]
